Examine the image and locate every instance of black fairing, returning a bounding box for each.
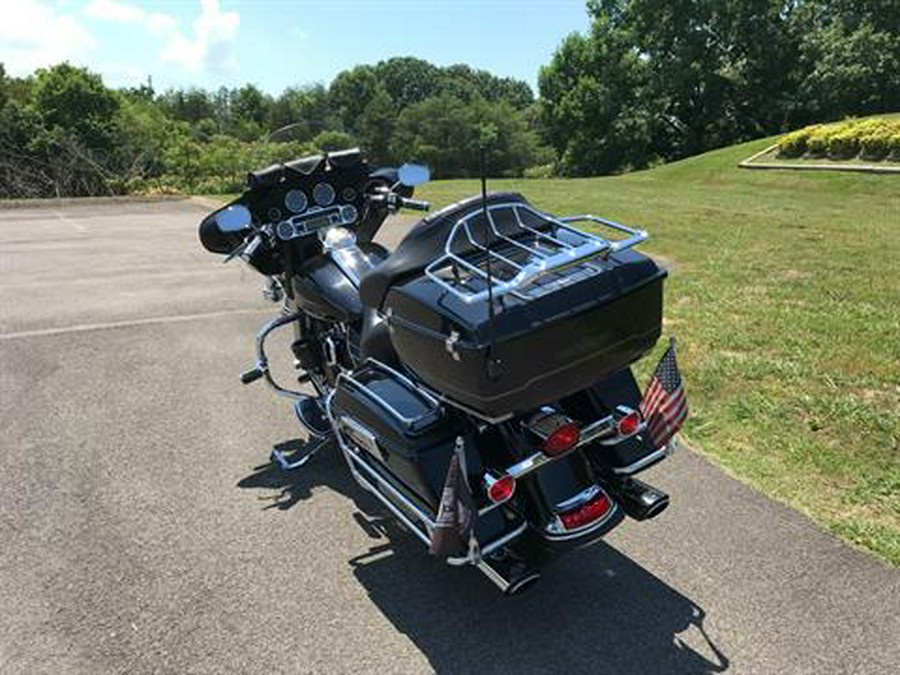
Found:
[198,149,412,274]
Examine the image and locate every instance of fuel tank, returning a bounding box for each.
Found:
[291,243,388,323]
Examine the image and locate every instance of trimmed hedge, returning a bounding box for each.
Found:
[777,118,900,162]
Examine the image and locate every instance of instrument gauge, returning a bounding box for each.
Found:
[284,189,308,214]
[313,182,336,207]
[342,187,357,202]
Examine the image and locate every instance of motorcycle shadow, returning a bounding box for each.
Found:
[238,437,730,674]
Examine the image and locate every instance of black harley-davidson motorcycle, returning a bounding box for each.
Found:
[199,148,677,594]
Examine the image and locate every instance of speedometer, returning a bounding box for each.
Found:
[313,182,335,207]
[284,189,307,213]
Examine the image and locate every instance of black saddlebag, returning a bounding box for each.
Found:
[383,249,666,418]
[331,361,475,512]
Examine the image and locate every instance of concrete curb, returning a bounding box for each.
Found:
[738,143,900,173]
[0,194,189,210]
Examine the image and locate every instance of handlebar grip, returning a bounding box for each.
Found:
[240,366,265,384]
[401,198,430,212]
[241,234,263,261]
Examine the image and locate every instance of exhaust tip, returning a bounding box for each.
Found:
[608,477,670,522]
[505,570,542,596]
[643,494,669,519]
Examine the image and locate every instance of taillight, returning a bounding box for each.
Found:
[616,410,642,437]
[541,422,581,456]
[527,410,581,457]
[558,492,612,531]
[487,474,516,503]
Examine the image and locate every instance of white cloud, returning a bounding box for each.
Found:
[159,0,240,74]
[0,0,96,75]
[83,0,176,36]
[83,0,145,23]
[82,0,240,75]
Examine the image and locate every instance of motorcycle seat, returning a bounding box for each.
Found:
[359,191,529,310]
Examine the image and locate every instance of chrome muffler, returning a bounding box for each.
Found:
[606,476,670,521]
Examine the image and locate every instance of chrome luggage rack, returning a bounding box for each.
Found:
[424,202,648,304]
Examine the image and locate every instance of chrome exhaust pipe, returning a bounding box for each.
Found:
[477,553,541,595]
[607,477,669,521]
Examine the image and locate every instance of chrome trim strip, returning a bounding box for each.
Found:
[543,491,620,541]
[610,438,676,475]
[335,358,440,427]
[553,484,602,512]
[504,413,617,481]
[343,443,436,532]
[338,415,380,455]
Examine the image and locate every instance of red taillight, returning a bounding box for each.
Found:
[487,474,516,503]
[558,492,612,531]
[541,422,581,456]
[616,411,642,437]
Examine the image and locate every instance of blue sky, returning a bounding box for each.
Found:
[2,1,591,95]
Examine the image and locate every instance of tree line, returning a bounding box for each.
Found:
[0,1,896,198]
[539,0,899,174]
[0,57,548,198]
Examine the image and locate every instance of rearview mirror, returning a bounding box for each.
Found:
[215,204,252,233]
[398,163,430,187]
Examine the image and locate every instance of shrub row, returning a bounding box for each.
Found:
[777,118,900,161]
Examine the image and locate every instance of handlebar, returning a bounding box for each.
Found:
[398,197,430,212]
[367,188,430,213]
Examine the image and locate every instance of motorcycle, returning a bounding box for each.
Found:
[199,148,679,595]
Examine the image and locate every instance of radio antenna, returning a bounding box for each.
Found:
[480,144,500,379]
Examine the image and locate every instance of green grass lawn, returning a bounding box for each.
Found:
[415,138,900,565]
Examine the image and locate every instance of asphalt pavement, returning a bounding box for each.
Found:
[1,200,897,674]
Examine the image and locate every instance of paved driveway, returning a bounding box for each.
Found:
[1,200,897,674]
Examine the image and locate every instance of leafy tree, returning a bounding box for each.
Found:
[374,57,440,109]
[540,0,900,175]
[232,84,271,128]
[29,63,120,152]
[391,94,544,177]
[329,65,381,133]
[158,87,214,125]
[539,20,656,175]
[312,129,355,152]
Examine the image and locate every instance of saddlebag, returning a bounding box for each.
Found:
[331,360,472,512]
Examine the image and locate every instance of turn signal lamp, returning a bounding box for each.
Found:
[616,411,642,437]
[487,475,516,504]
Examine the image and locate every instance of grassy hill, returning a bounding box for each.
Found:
[416,137,900,565]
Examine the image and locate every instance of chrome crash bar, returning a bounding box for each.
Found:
[240,312,308,400]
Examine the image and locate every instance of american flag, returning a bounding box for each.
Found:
[639,338,688,448]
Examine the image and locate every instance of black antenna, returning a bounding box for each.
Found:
[480,144,500,379]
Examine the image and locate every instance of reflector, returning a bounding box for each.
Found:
[559,492,613,531]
